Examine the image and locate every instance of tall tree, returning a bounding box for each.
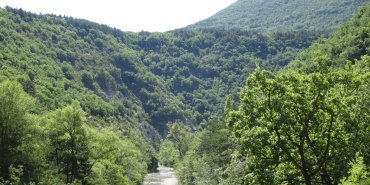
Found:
[167,122,192,159]
[228,56,369,184]
[159,139,180,167]
[0,81,35,179]
[49,101,90,184]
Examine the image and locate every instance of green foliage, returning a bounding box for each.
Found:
[139,29,321,126]
[288,4,370,73]
[49,101,90,184]
[167,122,193,158]
[0,80,35,181]
[86,126,146,185]
[176,150,197,185]
[227,4,370,184]
[1,2,370,184]
[0,10,162,184]
[0,165,24,185]
[228,63,369,184]
[169,121,234,185]
[189,0,370,32]
[341,154,370,185]
[0,6,323,134]
[159,139,180,167]
[0,79,150,184]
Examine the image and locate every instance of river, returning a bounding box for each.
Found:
[143,165,179,185]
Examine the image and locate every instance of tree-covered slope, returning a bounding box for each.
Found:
[187,0,370,32]
[288,3,370,71]
[167,3,370,185]
[166,2,370,185]
[0,7,322,133]
[0,7,190,135]
[227,4,370,183]
[135,29,320,127]
[0,8,164,184]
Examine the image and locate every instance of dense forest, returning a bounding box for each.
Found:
[167,4,370,185]
[0,0,369,185]
[188,0,370,32]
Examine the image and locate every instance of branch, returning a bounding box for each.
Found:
[285,131,300,148]
[311,112,334,176]
[275,129,303,170]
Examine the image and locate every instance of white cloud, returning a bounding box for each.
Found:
[0,0,236,32]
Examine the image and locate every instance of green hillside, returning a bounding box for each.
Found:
[0,7,321,133]
[136,29,320,128]
[227,4,370,184]
[188,0,370,32]
[174,3,370,185]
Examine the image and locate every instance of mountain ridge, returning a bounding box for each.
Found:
[187,0,370,32]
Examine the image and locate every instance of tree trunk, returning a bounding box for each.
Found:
[302,169,312,185]
[321,169,333,185]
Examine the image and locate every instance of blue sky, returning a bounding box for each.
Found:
[0,0,236,32]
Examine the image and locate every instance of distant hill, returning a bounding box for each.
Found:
[187,0,370,32]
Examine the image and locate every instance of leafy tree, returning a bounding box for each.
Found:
[176,150,197,185]
[159,139,180,167]
[0,80,35,180]
[341,154,370,185]
[96,70,115,90]
[167,122,192,158]
[228,56,369,184]
[49,101,90,184]
[81,71,95,90]
[174,120,233,185]
[86,126,146,185]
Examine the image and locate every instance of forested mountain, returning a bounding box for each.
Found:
[0,7,321,134]
[137,29,320,129]
[188,0,370,32]
[0,1,369,184]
